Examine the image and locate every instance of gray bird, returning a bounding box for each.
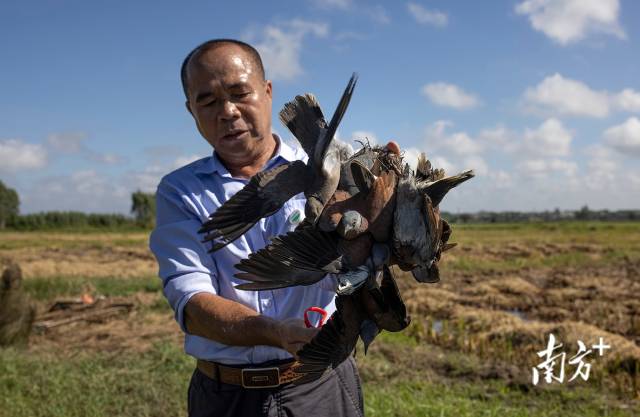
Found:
[199,74,358,250]
[392,162,474,283]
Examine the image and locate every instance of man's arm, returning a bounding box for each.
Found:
[184,292,318,357]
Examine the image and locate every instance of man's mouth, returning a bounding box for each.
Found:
[221,130,249,140]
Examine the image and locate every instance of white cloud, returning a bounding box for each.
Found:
[488,170,514,189]
[403,149,456,176]
[426,120,452,138]
[519,158,578,178]
[463,155,488,176]
[93,153,123,165]
[523,73,609,118]
[172,154,202,170]
[431,156,455,174]
[477,125,520,153]
[424,120,483,156]
[422,82,480,110]
[523,74,640,118]
[366,5,391,24]
[402,147,422,171]
[46,131,123,165]
[445,132,483,155]
[128,154,204,193]
[46,132,87,153]
[603,117,640,157]
[245,19,329,81]
[613,89,640,113]
[584,144,619,189]
[407,3,448,27]
[0,139,48,173]
[22,170,129,213]
[523,118,573,157]
[310,0,352,10]
[515,0,625,45]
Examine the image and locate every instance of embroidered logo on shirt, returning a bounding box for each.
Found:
[288,209,302,225]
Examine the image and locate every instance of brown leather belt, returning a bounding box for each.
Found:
[196,359,307,388]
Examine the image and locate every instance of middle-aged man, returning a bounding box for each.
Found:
[149,39,364,417]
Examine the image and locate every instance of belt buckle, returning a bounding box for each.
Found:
[241,367,280,388]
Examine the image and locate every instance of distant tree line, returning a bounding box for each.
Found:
[1,179,639,230]
[0,180,19,229]
[0,180,156,231]
[442,206,640,224]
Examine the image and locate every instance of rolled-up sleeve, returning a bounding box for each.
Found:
[149,179,219,333]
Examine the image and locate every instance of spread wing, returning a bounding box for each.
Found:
[234,228,343,290]
[199,161,310,251]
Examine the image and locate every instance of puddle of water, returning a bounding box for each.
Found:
[432,319,443,334]
[506,308,527,321]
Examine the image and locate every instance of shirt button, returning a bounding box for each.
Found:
[262,299,272,308]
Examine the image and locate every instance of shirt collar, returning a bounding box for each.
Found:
[195,134,298,177]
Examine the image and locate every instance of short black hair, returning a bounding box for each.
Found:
[180,39,266,99]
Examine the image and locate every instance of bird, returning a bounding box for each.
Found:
[196,75,475,376]
[199,74,358,251]
[291,263,411,383]
[232,148,474,290]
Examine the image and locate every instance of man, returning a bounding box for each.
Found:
[149,39,364,417]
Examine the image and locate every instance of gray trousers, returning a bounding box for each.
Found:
[188,356,364,417]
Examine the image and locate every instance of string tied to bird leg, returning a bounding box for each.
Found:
[303,306,328,328]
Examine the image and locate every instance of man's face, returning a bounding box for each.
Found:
[185,45,273,162]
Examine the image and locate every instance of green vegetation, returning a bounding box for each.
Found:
[364,379,634,417]
[22,275,160,301]
[0,342,193,417]
[130,191,156,228]
[1,341,636,417]
[6,211,140,231]
[0,180,19,229]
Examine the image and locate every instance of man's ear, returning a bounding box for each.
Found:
[185,100,194,117]
[265,80,273,99]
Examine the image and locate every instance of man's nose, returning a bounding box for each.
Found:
[220,100,241,120]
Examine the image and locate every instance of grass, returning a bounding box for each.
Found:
[1,341,637,417]
[2,223,639,416]
[364,379,635,417]
[0,230,150,250]
[442,221,640,273]
[22,275,161,301]
[0,342,193,417]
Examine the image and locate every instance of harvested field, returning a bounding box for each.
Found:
[0,222,639,416]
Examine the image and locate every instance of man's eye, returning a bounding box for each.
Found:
[234,92,251,99]
[203,100,217,107]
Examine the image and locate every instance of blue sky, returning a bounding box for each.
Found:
[1,0,639,214]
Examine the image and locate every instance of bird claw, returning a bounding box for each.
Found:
[336,265,370,295]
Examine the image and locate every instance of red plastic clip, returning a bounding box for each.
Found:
[303,306,328,328]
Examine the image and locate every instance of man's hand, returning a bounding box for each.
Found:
[184,293,320,356]
[276,318,320,357]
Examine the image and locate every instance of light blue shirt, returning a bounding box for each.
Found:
[149,136,337,365]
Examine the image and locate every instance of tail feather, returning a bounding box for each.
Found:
[279,94,327,159]
[317,73,358,164]
[420,170,474,206]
